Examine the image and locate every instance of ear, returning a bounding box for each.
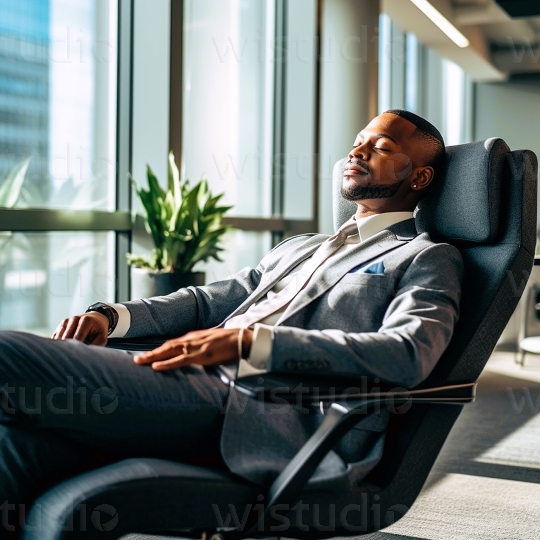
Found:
[410,166,434,191]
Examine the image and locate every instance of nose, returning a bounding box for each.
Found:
[348,142,369,162]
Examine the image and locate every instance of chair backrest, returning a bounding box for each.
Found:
[332,138,538,386]
[331,140,537,510]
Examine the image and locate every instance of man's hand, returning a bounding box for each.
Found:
[133,328,253,371]
[51,312,109,346]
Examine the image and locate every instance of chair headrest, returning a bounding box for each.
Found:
[332,137,510,242]
[416,138,509,242]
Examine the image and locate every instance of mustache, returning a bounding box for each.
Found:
[346,159,371,174]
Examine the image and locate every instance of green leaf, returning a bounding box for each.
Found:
[129,156,232,272]
[168,151,182,210]
[146,166,166,198]
[0,158,31,208]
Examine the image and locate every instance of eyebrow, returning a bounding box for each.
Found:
[355,132,398,145]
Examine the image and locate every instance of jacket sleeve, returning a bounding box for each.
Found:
[267,243,464,388]
[120,266,262,338]
[118,235,308,339]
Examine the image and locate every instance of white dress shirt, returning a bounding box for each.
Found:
[109,212,414,377]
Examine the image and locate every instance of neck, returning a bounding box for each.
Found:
[354,202,416,220]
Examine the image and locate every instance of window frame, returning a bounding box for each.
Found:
[169,0,321,247]
[0,0,323,306]
[0,0,134,303]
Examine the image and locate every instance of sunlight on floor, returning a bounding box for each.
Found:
[484,350,540,383]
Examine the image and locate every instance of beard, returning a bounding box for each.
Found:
[340,177,406,201]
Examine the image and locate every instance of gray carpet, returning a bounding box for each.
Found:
[121,352,540,540]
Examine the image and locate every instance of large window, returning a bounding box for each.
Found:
[182,0,274,219]
[0,0,117,209]
[1,0,321,331]
[180,0,318,280]
[379,14,473,145]
[0,232,114,333]
[0,0,123,335]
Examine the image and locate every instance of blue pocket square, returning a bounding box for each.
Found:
[349,260,385,275]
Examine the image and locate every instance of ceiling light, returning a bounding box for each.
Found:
[409,0,470,48]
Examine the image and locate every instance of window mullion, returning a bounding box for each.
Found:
[115,0,134,302]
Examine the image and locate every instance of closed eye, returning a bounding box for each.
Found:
[374,147,391,152]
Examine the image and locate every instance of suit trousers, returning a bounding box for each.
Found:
[0,330,229,537]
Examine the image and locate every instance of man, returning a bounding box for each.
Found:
[0,110,463,530]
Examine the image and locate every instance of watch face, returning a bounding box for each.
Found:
[88,302,112,313]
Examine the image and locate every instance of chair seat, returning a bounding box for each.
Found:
[24,458,259,540]
[520,336,540,354]
[24,456,380,539]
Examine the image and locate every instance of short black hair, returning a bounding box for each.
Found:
[384,109,446,181]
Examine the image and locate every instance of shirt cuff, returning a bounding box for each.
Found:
[249,323,273,368]
[236,324,273,378]
[107,303,131,338]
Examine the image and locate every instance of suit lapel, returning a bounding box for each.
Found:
[258,235,323,292]
[219,218,418,328]
[275,220,417,325]
[219,234,326,325]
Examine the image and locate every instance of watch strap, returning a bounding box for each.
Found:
[86,303,119,336]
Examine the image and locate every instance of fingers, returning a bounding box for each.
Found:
[73,317,98,342]
[133,329,239,371]
[133,346,193,371]
[150,354,196,371]
[51,313,108,345]
[74,322,107,346]
[133,340,189,365]
[51,320,67,340]
[133,338,212,369]
[51,317,80,340]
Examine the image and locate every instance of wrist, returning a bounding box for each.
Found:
[86,302,119,335]
[241,328,253,358]
[237,328,253,361]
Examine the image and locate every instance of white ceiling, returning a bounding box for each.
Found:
[383,0,540,80]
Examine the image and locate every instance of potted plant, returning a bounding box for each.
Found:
[127,151,232,298]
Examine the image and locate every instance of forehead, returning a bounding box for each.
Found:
[356,113,417,144]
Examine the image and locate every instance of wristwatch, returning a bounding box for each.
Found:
[86,302,119,336]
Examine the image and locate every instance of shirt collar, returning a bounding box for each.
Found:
[345,211,414,243]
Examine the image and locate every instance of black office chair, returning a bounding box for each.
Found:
[24,138,537,539]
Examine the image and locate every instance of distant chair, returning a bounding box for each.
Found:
[517,275,540,367]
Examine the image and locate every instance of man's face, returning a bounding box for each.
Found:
[342,113,421,202]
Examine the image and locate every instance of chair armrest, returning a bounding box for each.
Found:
[106,337,167,352]
[216,367,476,538]
[228,380,476,538]
[219,366,476,406]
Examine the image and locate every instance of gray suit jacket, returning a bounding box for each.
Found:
[121,219,464,487]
